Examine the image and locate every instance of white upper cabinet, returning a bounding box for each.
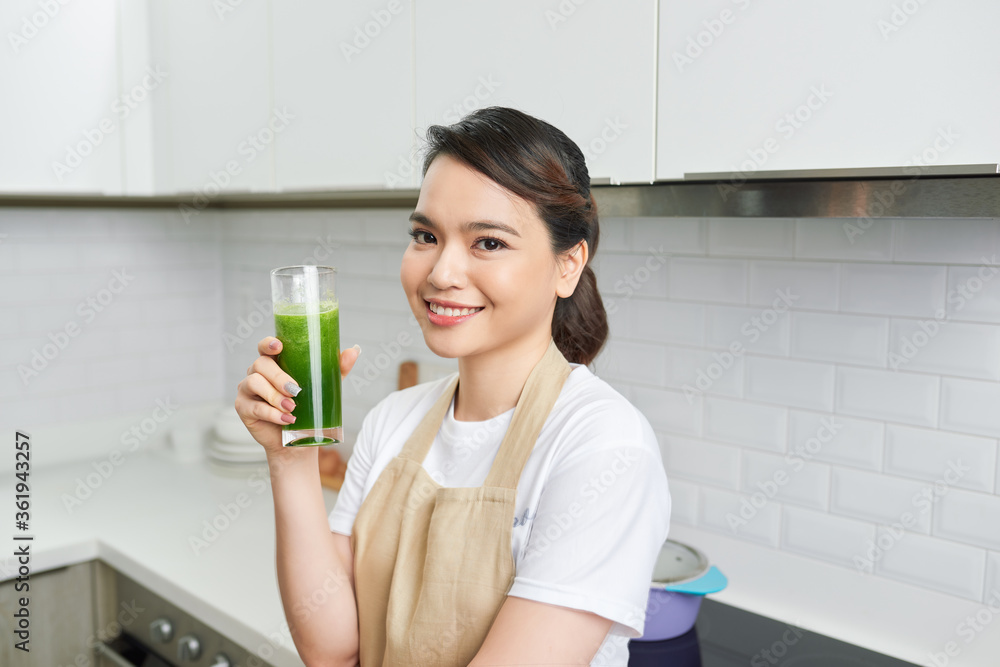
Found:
[0,0,121,194]
[657,0,1000,180]
[414,0,657,185]
[271,1,414,191]
[147,0,273,195]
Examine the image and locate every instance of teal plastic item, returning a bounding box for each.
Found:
[661,565,728,595]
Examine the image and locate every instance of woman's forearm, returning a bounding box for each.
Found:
[268,448,358,667]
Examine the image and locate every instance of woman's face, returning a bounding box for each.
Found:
[400,154,582,360]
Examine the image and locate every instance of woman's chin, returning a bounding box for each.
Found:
[422,335,468,360]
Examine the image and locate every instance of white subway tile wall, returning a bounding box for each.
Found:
[2,209,998,606]
[986,552,1000,603]
[596,216,999,605]
[0,206,441,458]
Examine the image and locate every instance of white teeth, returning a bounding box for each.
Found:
[429,302,482,317]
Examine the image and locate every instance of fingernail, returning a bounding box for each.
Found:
[284,381,301,396]
[352,344,361,354]
[281,398,295,411]
[281,413,295,424]
[269,339,280,350]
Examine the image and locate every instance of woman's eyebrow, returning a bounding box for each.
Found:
[466,220,521,237]
[408,211,521,238]
[408,211,437,229]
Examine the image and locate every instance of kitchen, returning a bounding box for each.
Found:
[1,1,999,666]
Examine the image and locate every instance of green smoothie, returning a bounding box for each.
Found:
[273,300,342,446]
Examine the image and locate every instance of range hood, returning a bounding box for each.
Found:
[2,167,997,219]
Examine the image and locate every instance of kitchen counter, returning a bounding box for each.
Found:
[0,444,329,667]
[5,443,999,667]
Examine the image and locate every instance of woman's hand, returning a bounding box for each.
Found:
[235,336,360,458]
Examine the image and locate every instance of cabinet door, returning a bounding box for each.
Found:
[0,0,121,193]
[0,561,94,666]
[414,0,656,185]
[657,0,1000,179]
[272,0,414,190]
[148,0,273,194]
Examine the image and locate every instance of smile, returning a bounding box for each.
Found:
[425,300,484,325]
[428,302,483,317]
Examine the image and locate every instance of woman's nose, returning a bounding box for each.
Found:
[427,243,468,290]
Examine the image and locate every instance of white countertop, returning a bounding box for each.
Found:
[1,445,333,667]
[5,443,999,667]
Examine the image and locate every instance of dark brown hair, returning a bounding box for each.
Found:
[421,106,608,366]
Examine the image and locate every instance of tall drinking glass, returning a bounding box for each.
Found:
[270,265,342,446]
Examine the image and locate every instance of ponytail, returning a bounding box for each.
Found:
[553,264,608,366]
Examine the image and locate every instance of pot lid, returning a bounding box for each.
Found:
[651,539,709,586]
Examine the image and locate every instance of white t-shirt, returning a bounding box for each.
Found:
[329,363,672,667]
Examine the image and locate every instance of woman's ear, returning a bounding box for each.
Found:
[556,240,588,298]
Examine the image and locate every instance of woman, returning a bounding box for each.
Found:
[235,107,671,667]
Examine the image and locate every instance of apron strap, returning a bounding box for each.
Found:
[483,339,572,489]
[398,373,460,462]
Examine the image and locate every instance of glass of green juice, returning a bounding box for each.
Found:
[270,265,342,446]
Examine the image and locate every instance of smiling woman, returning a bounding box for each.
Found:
[236,106,671,667]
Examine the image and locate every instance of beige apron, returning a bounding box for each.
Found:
[350,339,572,667]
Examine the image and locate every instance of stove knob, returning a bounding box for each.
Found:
[177,634,202,662]
[210,653,233,667]
[149,618,173,643]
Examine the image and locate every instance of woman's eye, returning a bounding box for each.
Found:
[474,237,506,251]
[409,229,435,244]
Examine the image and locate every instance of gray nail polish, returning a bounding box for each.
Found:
[284,381,301,397]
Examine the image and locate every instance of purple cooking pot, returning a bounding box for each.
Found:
[633,539,728,642]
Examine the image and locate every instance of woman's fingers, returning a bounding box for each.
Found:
[251,354,301,398]
[236,387,294,427]
[244,373,296,422]
[340,344,361,378]
[259,336,282,356]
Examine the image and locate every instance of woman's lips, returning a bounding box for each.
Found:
[425,301,483,326]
